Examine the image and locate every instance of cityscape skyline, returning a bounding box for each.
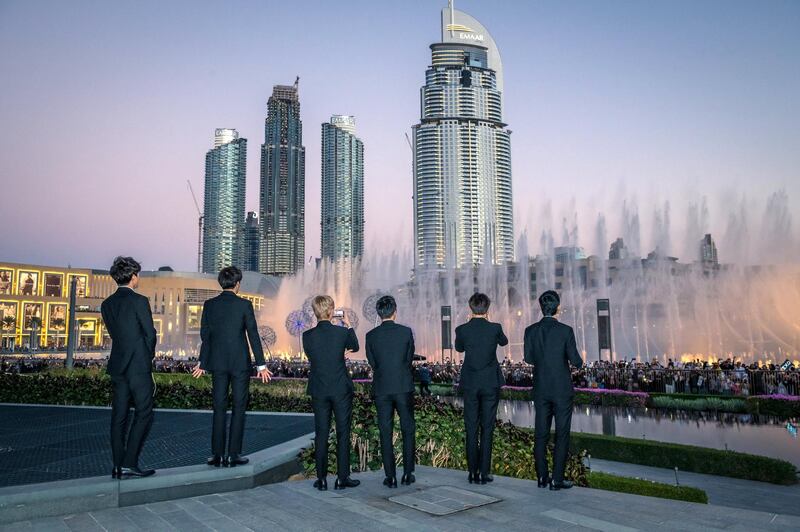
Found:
[0,0,798,271]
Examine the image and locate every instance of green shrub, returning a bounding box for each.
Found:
[650,395,747,413]
[298,393,588,485]
[0,372,311,413]
[571,432,798,485]
[587,471,708,504]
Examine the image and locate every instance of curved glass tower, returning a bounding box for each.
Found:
[202,128,246,274]
[413,4,514,270]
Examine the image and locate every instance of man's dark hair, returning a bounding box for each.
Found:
[375,295,397,320]
[109,256,141,286]
[218,266,243,289]
[468,292,490,315]
[539,290,560,317]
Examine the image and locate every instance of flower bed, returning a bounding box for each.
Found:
[747,394,800,419]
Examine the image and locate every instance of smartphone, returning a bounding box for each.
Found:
[333,309,345,318]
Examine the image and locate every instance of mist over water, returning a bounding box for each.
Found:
[257,187,799,364]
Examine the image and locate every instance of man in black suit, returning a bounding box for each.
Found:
[302,295,360,491]
[101,256,157,479]
[192,266,272,467]
[454,293,508,485]
[365,295,416,488]
[524,290,584,490]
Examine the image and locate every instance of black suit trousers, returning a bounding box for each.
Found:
[533,396,574,482]
[110,371,154,468]
[211,371,250,456]
[312,392,353,480]
[375,392,416,478]
[462,388,499,476]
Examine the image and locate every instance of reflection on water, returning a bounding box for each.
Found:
[442,397,800,468]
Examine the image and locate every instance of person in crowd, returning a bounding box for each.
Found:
[192,266,272,467]
[454,293,508,485]
[524,290,584,490]
[365,295,416,488]
[418,363,432,396]
[302,295,360,491]
[101,256,157,479]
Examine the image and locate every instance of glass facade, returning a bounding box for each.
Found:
[202,128,247,274]
[321,116,364,263]
[259,83,306,276]
[413,7,514,270]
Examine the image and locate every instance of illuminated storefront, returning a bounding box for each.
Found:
[0,262,280,351]
[0,262,113,349]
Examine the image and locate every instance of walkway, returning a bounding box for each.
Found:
[2,466,795,531]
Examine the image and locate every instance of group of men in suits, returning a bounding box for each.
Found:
[102,255,583,491]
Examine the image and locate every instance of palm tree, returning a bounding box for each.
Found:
[1,316,15,351]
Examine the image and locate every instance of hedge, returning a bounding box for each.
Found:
[0,371,312,413]
[649,395,748,413]
[570,432,798,485]
[587,471,708,504]
[746,395,800,419]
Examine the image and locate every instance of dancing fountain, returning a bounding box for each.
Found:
[257,191,799,364]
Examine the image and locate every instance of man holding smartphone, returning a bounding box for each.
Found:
[302,295,360,491]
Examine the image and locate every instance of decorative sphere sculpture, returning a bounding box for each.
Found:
[361,292,390,324]
[258,325,277,349]
[285,310,312,337]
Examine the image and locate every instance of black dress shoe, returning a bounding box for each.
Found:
[468,472,478,484]
[549,480,574,491]
[401,473,415,486]
[313,478,328,491]
[111,467,122,479]
[383,476,398,488]
[537,475,551,488]
[334,477,360,490]
[120,467,155,478]
[480,474,494,483]
[207,455,223,467]
[226,454,249,467]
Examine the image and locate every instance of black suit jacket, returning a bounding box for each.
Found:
[101,287,157,376]
[302,321,359,398]
[199,291,266,373]
[365,320,415,396]
[454,318,508,391]
[523,317,584,400]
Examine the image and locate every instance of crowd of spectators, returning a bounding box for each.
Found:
[2,354,798,397]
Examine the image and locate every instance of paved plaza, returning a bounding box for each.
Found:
[2,466,796,531]
[0,405,314,488]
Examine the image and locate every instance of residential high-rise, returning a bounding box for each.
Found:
[259,80,305,276]
[412,3,513,270]
[321,115,364,263]
[243,211,260,272]
[202,128,246,274]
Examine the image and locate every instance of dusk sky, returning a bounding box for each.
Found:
[1,0,798,271]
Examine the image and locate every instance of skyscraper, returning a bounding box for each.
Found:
[412,3,514,270]
[259,80,305,276]
[321,115,364,263]
[700,233,718,266]
[202,128,246,274]
[243,211,260,272]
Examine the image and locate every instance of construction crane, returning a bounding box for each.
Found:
[186,180,203,272]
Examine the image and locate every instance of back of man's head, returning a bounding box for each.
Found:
[110,256,141,286]
[312,295,334,320]
[538,290,560,317]
[468,293,490,315]
[375,295,396,320]
[218,266,242,289]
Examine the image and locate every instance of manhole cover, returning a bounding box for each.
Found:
[389,486,501,516]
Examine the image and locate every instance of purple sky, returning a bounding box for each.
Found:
[1,0,798,271]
